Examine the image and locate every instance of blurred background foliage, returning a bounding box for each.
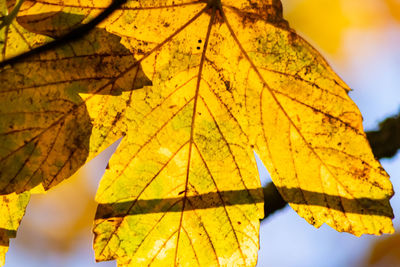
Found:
[4,0,400,266]
[284,0,400,54]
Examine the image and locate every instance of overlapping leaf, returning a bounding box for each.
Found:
[0,11,151,193]
[0,0,49,60]
[0,2,43,261]
[0,5,151,264]
[0,0,395,266]
[0,192,29,265]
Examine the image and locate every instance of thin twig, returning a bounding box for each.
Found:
[0,0,127,68]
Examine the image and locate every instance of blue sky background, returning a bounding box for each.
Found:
[4,1,400,266]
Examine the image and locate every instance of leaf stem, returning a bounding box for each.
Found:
[0,0,25,30]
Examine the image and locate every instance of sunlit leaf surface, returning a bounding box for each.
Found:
[0,192,29,265]
[0,0,394,266]
[0,0,49,61]
[88,0,392,265]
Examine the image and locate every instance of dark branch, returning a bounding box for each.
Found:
[263,111,400,220]
[367,114,400,159]
[0,0,127,68]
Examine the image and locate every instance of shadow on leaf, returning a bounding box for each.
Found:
[0,12,151,194]
[95,186,393,221]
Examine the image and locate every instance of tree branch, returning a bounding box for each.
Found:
[367,114,400,159]
[0,0,127,68]
[263,111,400,220]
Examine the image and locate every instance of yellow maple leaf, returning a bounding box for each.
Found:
[87,0,392,265]
[0,0,395,266]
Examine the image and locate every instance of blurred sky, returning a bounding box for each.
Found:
[4,0,400,266]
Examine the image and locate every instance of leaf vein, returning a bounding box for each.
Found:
[193,141,246,264]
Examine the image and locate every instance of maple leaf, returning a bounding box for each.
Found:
[0,0,395,266]
[0,11,152,193]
